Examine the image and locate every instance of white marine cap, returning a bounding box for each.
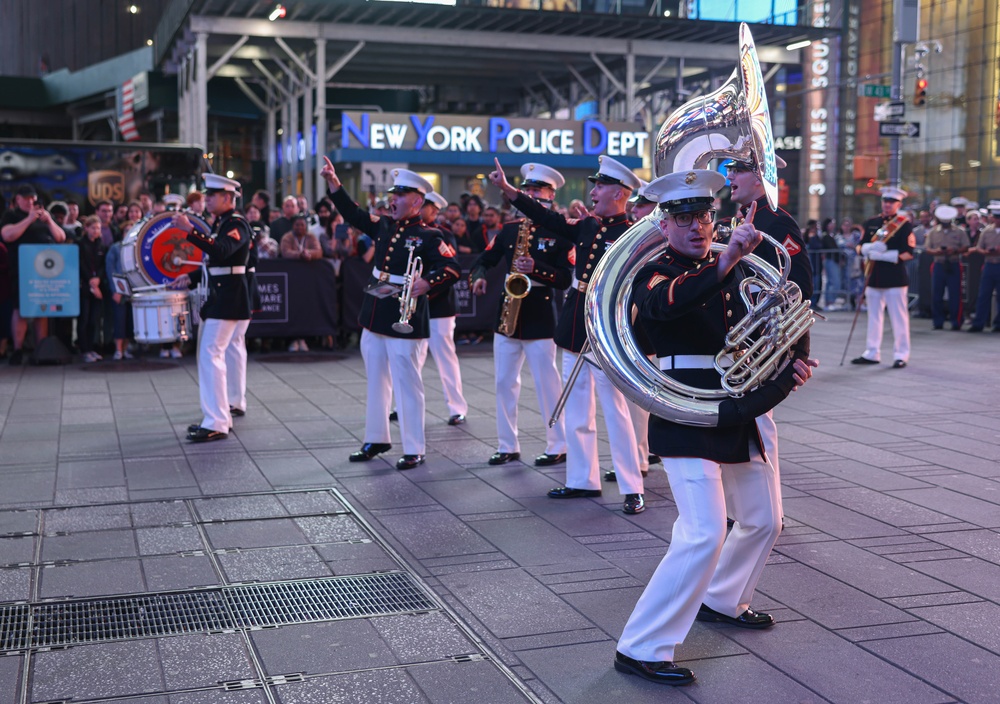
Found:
[949,196,969,207]
[162,193,186,209]
[424,191,448,210]
[967,200,979,210]
[588,155,642,191]
[988,200,1000,216]
[520,163,565,190]
[880,186,907,201]
[629,179,653,205]
[644,169,727,214]
[204,173,241,193]
[935,205,958,223]
[387,168,433,196]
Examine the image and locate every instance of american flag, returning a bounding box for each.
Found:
[119,79,140,142]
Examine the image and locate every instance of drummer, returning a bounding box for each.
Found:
[169,173,253,443]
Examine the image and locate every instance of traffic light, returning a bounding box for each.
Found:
[914,77,928,106]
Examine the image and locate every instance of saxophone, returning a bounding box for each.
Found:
[497,218,533,337]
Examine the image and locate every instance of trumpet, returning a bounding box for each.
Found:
[392,241,424,334]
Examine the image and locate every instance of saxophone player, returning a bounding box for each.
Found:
[321,158,460,470]
[470,163,572,467]
[490,155,647,516]
[614,170,816,686]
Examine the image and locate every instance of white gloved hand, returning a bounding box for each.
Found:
[860,243,874,256]
[869,241,888,254]
[870,249,899,264]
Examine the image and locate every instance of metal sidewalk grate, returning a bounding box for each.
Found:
[0,604,30,651]
[226,573,435,628]
[0,573,435,651]
[31,591,233,648]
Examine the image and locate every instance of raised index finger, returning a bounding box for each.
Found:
[744,200,757,226]
[493,157,503,174]
[322,156,334,169]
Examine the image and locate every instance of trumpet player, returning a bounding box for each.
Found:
[490,155,647,516]
[470,163,573,467]
[321,159,460,470]
[614,170,815,686]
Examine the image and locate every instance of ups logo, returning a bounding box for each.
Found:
[88,170,125,206]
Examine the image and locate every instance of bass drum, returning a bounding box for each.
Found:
[120,212,209,290]
[132,291,193,344]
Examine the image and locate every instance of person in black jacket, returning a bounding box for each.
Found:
[321,158,460,470]
[471,162,572,468]
[491,155,647,516]
[77,216,107,362]
[422,191,468,425]
[169,174,253,443]
[613,170,815,687]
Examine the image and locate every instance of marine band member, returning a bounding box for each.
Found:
[170,173,252,443]
[470,162,572,467]
[925,204,970,331]
[490,155,647,515]
[321,157,460,470]
[614,169,815,686]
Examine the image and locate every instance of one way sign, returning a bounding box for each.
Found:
[879,121,920,138]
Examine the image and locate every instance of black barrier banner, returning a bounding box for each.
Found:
[339,254,504,333]
[248,259,338,337]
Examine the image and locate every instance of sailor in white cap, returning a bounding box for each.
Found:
[162,193,187,211]
[420,190,469,426]
[471,162,572,469]
[321,158,460,470]
[969,202,1000,332]
[628,179,657,220]
[950,196,970,225]
[169,173,253,442]
[925,204,970,330]
[851,186,915,367]
[490,155,647,516]
[615,169,815,686]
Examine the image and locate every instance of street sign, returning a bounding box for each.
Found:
[879,121,921,138]
[874,101,907,122]
[860,84,893,98]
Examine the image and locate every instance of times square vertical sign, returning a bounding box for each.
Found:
[802,0,853,221]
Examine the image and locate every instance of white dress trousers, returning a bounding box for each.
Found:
[225,319,250,414]
[628,403,651,474]
[198,318,242,433]
[427,316,468,417]
[360,329,428,455]
[617,429,782,663]
[493,334,566,455]
[561,350,644,495]
[862,286,911,363]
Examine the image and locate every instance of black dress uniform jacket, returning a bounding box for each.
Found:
[186,209,252,321]
[633,246,804,464]
[861,215,914,289]
[428,227,458,319]
[469,218,573,340]
[330,188,460,339]
[512,193,631,353]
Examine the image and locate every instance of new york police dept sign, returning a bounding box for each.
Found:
[342,112,649,159]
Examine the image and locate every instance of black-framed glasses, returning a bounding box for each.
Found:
[671,210,715,227]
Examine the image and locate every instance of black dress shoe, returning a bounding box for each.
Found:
[187,423,231,433]
[186,427,228,443]
[388,410,398,422]
[623,494,645,514]
[604,469,647,482]
[696,603,774,629]
[534,452,566,466]
[613,652,694,686]
[648,454,661,465]
[229,406,246,417]
[447,414,466,426]
[488,452,520,465]
[850,356,879,365]
[547,486,602,499]
[892,360,907,369]
[349,442,392,462]
[396,454,425,470]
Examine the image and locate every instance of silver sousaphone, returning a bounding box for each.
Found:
[584,23,814,427]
